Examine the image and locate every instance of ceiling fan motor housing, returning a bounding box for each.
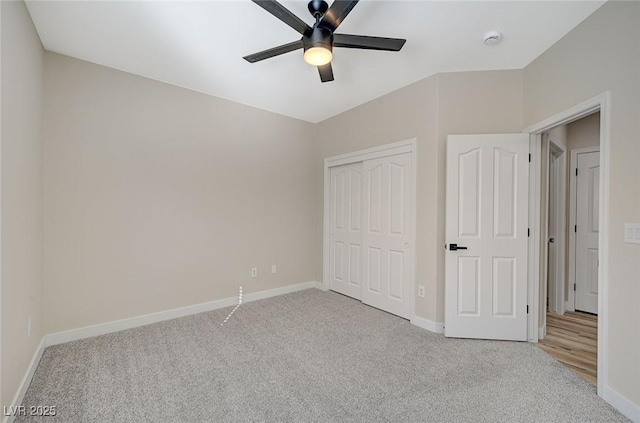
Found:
[303,27,333,54]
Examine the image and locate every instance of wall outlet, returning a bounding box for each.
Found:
[251,267,258,278]
[27,316,32,338]
[271,264,277,274]
[417,285,425,298]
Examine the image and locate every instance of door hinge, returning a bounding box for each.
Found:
[528,153,531,163]
[575,225,577,233]
[528,228,530,237]
[527,305,529,314]
[576,168,578,176]
[574,283,576,291]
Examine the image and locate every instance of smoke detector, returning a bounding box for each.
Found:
[483,31,502,45]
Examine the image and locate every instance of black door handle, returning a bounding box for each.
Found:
[449,243,467,251]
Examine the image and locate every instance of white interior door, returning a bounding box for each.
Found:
[575,151,599,314]
[362,152,412,319]
[329,162,364,300]
[445,134,529,341]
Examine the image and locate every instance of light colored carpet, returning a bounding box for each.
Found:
[18,289,628,422]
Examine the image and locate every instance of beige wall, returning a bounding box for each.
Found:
[524,0,640,406]
[435,70,524,322]
[2,0,637,415]
[315,69,523,322]
[567,111,600,151]
[315,74,440,321]
[43,53,317,333]
[0,0,44,409]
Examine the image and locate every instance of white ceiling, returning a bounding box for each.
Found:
[25,0,604,123]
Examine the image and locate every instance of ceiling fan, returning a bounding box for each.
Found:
[243,0,406,82]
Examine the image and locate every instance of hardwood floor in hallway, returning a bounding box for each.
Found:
[538,311,597,385]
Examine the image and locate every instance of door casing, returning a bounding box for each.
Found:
[524,92,610,398]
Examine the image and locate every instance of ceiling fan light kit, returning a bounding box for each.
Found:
[303,25,333,66]
[243,0,407,82]
[304,46,332,66]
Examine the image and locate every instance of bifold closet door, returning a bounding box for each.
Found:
[362,153,412,319]
[329,162,364,300]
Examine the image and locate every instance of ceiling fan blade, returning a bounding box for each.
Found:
[252,0,312,36]
[318,0,359,33]
[243,40,303,63]
[333,34,406,51]
[318,63,334,82]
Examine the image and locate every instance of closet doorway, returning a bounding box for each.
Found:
[323,140,417,320]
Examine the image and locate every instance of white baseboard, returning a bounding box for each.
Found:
[3,338,46,423]
[46,281,321,347]
[603,386,640,422]
[538,324,547,340]
[5,283,638,423]
[4,281,320,423]
[410,315,444,334]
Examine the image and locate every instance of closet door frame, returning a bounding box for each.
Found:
[323,139,417,321]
